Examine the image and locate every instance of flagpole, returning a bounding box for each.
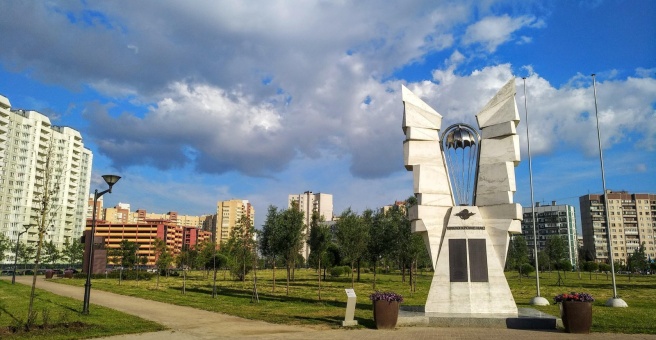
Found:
[523,77,549,306]
[591,73,627,308]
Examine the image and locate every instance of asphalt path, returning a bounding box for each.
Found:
[5,275,655,340]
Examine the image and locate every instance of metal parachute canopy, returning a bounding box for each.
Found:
[441,124,480,206]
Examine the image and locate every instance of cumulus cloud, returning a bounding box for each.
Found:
[1,0,654,185]
[463,15,543,52]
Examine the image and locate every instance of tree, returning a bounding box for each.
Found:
[335,208,369,288]
[259,205,281,292]
[277,202,306,295]
[16,242,34,269]
[627,243,648,281]
[42,240,61,266]
[225,215,256,281]
[545,235,568,285]
[307,211,330,300]
[367,208,392,289]
[154,238,173,289]
[506,236,530,280]
[28,140,64,322]
[582,261,599,280]
[62,239,84,267]
[0,234,10,263]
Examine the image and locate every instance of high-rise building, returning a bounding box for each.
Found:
[521,201,578,267]
[288,191,333,260]
[580,191,656,264]
[215,199,254,244]
[0,94,92,263]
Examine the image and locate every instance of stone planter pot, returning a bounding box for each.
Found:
[45,270,54,279]
[373,300,400,329]
[560,301,592,334]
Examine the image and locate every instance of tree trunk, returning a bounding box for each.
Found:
[350,262,355,288]
[318,258,322,301]
[27,231,45,322]
[356,259,361,282]
[286,263,291,296]
[373,260,377,290]
[272,258,276,292]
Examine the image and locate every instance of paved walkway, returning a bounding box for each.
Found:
[7,275,656,340]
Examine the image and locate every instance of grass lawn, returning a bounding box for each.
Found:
[507,270,656,334]
[55,268,656,333]
[0,280,166,339]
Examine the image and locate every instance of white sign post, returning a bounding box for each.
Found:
[342,288,358,326]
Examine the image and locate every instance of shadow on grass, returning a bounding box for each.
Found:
[165,285,364,311]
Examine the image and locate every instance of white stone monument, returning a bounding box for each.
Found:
[402,79,521,316]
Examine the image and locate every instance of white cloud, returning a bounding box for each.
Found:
[463,15,542,52]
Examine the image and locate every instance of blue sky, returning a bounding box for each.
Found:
[1,1,654,230]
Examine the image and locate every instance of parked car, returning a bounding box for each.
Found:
[1,270,14,276]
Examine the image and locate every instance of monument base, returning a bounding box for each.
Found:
[398,306,559,330]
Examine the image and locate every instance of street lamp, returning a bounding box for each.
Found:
[12,225,32,284]
[82,174,120,315]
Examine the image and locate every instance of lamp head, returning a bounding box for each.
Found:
[102,174,121,189]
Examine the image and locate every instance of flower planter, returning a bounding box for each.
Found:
[373,300,399,329]
[45,270,54,279]
[560,301,592,334]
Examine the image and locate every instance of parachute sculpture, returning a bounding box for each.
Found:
[441,124,480,206]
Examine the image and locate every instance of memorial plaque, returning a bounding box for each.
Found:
[449,239,468,282]
[468,239,488,282]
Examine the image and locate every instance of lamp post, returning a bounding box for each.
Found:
[12,225,32,284]
[591,74,627,308]
[82,174,121,315]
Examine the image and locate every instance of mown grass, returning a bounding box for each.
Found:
[0,280,165,339]
[56,268,656,333]
[508,270,656,334]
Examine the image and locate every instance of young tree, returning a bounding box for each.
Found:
[307,211,330,300]
[277,202,305,295]
[154,238,173,289]
[0,234,10,263]
[225,215,256,281]
[367,209,391,289]
[28,141,64,321]
[545,235,567,284]
[507,235,530,280]
[335,208,369,288]
[42,240,61,266]
[259,205,281,292]
[627,243,648,281]
[62,239,84,267]
[582,261,599,280]
[17,242,34,269]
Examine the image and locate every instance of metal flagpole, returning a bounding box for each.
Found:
[523,77,549,305]
[591,74,627,308]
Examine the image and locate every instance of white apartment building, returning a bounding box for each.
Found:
[288,191,333,260]
[521,201,578,268]
[0,94,92,263]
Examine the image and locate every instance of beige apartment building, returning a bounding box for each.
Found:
[288,191,333,260]
[0,94,92,263]
[215,199,254,244]
[580,191,656,265]
[90,200,211,228]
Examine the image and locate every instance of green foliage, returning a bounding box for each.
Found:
[335,207,369,287]
[0,234,10,263]
[544,235,567,270]
[62,239,84,266]
[628,243,649,273]
[330,265,351,277]
[108,240,140,270]
[506,235,529,273]
[519,263,535,276]
[224,215,256,281]
[42,240,61,265]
